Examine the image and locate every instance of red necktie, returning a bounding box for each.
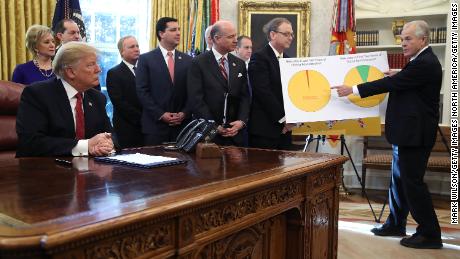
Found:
[219,56,228,81]
[75,92,85,140]
[167,51,174,83]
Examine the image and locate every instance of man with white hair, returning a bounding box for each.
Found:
[333,20,443,249]
[204,25,213,51]
[16,42,114,157]
[106,36,143,148]
[188,20,249,146]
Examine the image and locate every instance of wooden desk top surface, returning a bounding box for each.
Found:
[0,146,346,248]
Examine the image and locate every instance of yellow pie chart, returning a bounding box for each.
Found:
[288,70,331,112]
[344,65,387,107]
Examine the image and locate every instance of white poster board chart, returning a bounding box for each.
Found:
[279,51,389,123]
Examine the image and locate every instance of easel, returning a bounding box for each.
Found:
[303,134,381,222]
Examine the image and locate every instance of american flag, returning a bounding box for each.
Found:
[51,0,87,40]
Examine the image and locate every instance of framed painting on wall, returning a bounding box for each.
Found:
[238,1,311,57]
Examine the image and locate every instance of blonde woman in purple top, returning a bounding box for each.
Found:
[12,25,56,85]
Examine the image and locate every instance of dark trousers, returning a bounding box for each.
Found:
[249,133,292,150]
[213,134,243,147]
[385,145,441,238]
[144,126,182,146]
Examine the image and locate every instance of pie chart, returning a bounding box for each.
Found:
[343,65,387,107]
[288,70,331,112]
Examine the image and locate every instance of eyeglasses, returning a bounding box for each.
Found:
[274,31,295,39]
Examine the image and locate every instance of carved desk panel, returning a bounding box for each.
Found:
[0,147,347,259]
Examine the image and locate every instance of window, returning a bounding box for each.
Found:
[80,0,151,119]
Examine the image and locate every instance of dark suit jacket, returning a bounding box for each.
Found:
[16,78,112,157]
[136,48,192,136]
[358,47,442,147]
[106,61,143,148]
[248,44,289,139]
[187,51,250,145]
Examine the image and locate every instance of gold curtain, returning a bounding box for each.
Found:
[0,0,55,81]
[150,0,190,52]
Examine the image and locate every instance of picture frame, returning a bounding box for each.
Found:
[238,1,311,57]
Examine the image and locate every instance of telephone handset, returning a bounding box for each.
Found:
[166,119,218,152]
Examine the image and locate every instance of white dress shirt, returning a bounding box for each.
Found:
[159,43,176,66]
[61,79,89,156]
[122,59,137,75]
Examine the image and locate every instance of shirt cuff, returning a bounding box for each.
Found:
[72,157,89,171]
[278,116,286,124]
[72,139,89,156]
[352,85,361,96]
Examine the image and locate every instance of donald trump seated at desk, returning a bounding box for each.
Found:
[16,42,114,157]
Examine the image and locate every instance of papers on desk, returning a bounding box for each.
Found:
[94,153,186,168]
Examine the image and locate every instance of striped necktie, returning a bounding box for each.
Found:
[219,56,228,81]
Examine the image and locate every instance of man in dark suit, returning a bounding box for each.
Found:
[106,36,143,148]
[53,19,81,47]
[248,18,295,150]
[136,17,192,145]
[235,35,253,70]
[334,20,443,249]
[16,42,113,157]
[187,20,250,146]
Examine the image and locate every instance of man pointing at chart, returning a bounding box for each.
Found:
[333,20,443,249]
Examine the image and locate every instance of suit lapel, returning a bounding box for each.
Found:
[83,90,99,137]
[265,45,282,82]
[55,79,76,135]
[266,45,280,72]
[174,51,185,83]
[153,48,174,86]
[120,61,135,81]
[227,54,239,90]
[206,51,228,89]
[402,47,432,70]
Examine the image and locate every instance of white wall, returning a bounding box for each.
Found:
[220,0,335,57]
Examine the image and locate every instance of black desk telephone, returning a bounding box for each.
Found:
[165,119,218,152]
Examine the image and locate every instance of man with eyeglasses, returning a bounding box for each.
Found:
[187,20,249,146]
[333,20,443,249]
[248,17,295,150]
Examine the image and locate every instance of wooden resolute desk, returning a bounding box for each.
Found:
[0,147,347,259]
